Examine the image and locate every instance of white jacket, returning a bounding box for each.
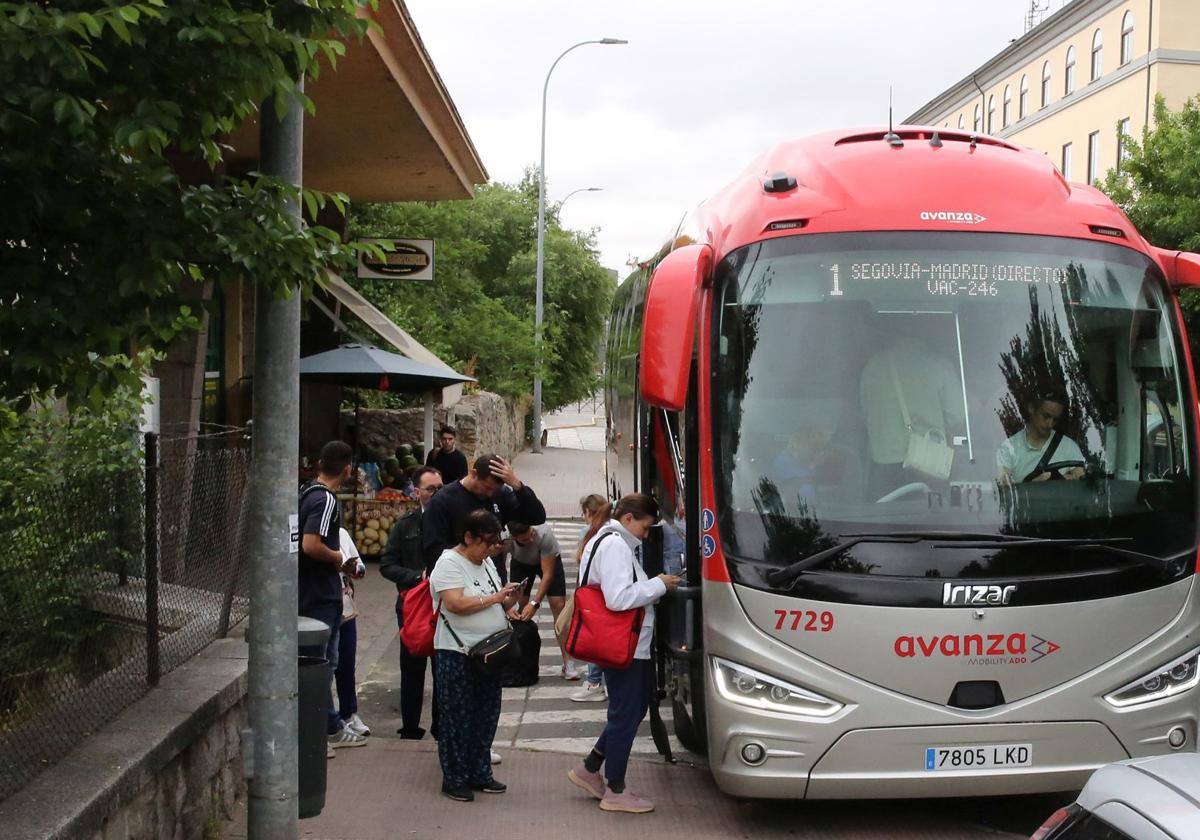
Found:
[577,520,666,660]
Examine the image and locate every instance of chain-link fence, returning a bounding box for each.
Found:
[0,433,251,801]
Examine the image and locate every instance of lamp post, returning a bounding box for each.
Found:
[531,39,626,454]
[557,186,603,210]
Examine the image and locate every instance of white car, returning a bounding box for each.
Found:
[1032,754,1200,839]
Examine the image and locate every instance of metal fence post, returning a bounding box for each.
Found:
[144,432,160,686]
[246,84,304,838]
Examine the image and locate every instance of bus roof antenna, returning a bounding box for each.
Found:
[930,130,943,148]
[884,87,903,147]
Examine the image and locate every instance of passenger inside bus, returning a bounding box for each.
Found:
[858,325,965,499]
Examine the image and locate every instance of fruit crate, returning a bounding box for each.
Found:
[339,496,418,557]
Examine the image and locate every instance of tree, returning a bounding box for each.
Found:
[351,179,615,410]
[1101,95,1200,324]
[0,1,374,409]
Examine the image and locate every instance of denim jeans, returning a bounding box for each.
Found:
[299,602,343,735]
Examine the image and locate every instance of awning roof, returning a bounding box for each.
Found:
[224,0,487,201]
[318,271,465,404]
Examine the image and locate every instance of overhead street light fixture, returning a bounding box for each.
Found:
[531,38,626,454]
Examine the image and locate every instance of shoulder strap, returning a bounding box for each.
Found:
[887,354,913,430]
[1024,430,1064,482]
[581,531,617,586]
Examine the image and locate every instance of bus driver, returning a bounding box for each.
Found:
[997,392,1086,485]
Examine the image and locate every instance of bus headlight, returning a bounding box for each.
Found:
[712,657,843,717]
[1104,647,1200,708]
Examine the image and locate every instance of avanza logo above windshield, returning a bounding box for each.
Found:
[920,210,987,224]
[942,583,1016,606]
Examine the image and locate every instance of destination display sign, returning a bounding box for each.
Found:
[827,260,1073,299]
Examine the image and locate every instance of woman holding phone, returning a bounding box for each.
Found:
[430,509,521,801]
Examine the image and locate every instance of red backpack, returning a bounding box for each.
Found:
[399,579,435,657]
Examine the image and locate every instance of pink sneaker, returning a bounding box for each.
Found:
[599,788,654,813]
[567,764,606,800]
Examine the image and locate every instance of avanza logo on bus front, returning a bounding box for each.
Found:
[919,210,987,224]
[894,633,1061,665]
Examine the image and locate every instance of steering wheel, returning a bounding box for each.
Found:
[875,481,931,503]
[1023,460,1087,482]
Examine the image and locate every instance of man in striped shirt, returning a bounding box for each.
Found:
[299,441,367,749]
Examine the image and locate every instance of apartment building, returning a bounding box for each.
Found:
[907,0,1200,185]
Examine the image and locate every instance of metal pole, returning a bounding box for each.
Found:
[246,81,304,838]
[531,39,625,454]
[144,432,160,686]
[423,391,435,459]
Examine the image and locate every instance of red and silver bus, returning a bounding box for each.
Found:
[606,127,1200,798]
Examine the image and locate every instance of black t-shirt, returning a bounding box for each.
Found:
[425,447,468,483]
[419,479,547,574]
[298,481,342,612]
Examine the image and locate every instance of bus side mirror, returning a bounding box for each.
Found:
[1154,248,1200,289]
[639,243,712,411]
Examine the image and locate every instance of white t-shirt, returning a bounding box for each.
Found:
[429,549,508,652]
[997,429,1085,482]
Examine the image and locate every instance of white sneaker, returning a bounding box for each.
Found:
[343,713,371,737]
[490,750,503,765]
[328,726,368,749]
[570,682,607,702]
[561,663,582,681]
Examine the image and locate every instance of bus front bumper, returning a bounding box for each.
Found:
[708,714,1127,800]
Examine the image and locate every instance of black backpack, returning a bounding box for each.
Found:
[498,619,542,687]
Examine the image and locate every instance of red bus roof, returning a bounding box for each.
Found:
[690,126,1148,263]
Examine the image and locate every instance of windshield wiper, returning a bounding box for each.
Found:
[765,531,1122,589]
[932,537,1183,576]
[762,531,1038,588]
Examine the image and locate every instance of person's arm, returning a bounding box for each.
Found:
[301,533,343,566]
[379,514,422,588]
[420,497,451,574]
[439,584,520,615]
[996,440,1015,486]
[596,539,670,610]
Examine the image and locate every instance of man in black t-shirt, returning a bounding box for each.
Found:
[299,440,367,749]
[424,426,468,484]
[420,453,547,577]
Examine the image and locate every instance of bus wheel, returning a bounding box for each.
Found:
[672,661,708,754]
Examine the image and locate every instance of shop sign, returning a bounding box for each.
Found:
[357,238,434,281]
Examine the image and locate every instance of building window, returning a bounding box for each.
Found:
[1117,117,1131,171]
[1019,74,1029,120]
[1002,85,1012,127]
[1121,11,1134,65]
[987,95,996,133]
[1041,61,1052,107]
[1087,130,1100,184]
[1065,46,1077,95]
[1062,142,1073,181]
[974,104,982,132]
[1091,29,1103,81]
[958,114,965,130]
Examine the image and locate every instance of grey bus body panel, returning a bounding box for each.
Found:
[701,576,1200,799]
[734,577,1192,705]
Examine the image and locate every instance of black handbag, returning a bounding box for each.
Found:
[439,567,522,676]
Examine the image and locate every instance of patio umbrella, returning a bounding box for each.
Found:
[299,343,474,392]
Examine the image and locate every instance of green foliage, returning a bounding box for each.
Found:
[0,375,145,730]
[0,1,377,409]
[351,179,616,409]
[1100,95,1200,323]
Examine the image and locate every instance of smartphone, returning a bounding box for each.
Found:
[521,576,535,597]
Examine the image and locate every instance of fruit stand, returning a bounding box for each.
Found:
[341,492,419,557]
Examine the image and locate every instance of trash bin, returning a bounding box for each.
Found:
[298,616,331,819]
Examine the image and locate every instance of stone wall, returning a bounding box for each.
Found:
[347,391,527,465]
[87,700,247,840]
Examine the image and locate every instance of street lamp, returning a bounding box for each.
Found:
[531,39,626,454]
[556,186,603,210]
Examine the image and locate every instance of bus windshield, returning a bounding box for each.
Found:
[713,232,1197,584]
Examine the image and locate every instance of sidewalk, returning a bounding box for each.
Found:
[512,446,607,518]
